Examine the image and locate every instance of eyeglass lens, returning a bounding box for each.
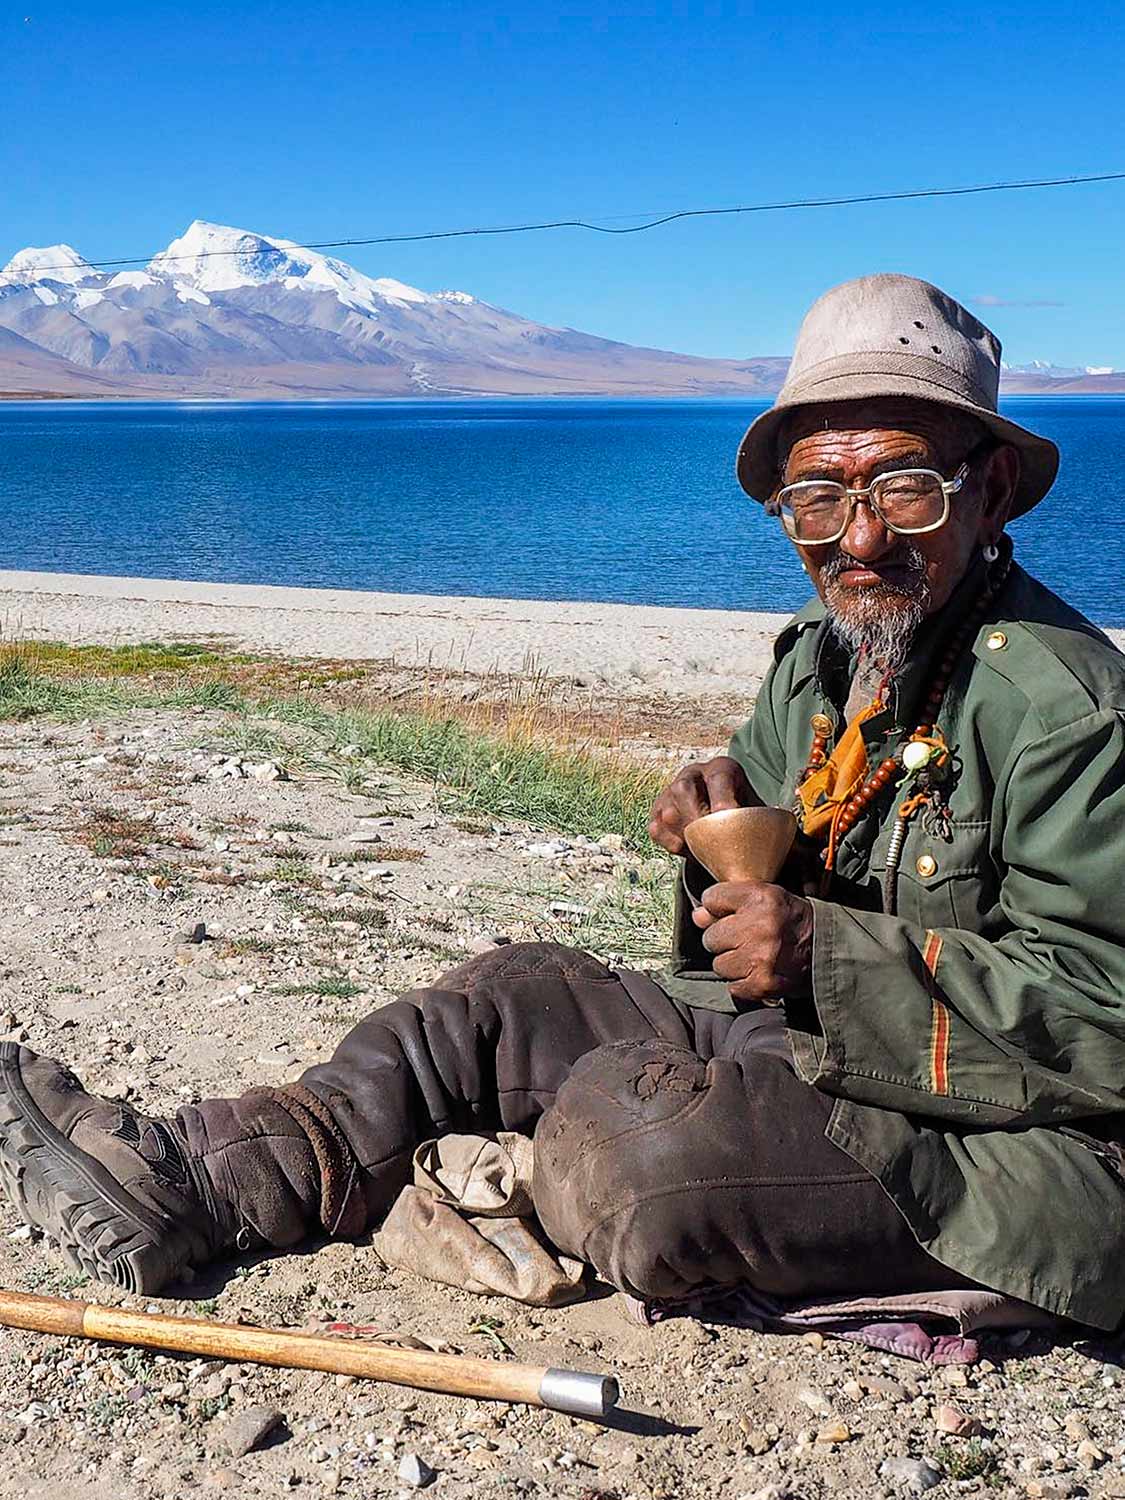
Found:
[780,471,947,542]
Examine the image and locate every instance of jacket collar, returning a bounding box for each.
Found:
[785,541,1009,732]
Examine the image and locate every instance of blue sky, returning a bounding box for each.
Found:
[4,0,1125,366]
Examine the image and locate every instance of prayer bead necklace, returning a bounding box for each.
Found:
[802,556,1011,892]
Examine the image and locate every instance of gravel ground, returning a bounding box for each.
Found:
[0,705,1122,1500]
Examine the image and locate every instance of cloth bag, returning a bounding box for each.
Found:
[373,1132,587,1307]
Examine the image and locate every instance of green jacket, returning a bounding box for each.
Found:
[656,553,1125,1328]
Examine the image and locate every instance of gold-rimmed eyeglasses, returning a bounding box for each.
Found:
[766,461,971,546]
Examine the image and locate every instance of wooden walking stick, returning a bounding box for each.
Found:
[0,1289,619,1418]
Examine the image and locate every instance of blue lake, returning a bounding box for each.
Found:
[0,397,1121,623]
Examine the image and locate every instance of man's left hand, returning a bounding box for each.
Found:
[692,881,815,1003]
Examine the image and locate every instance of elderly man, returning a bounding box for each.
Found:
[2,274,1124,1332]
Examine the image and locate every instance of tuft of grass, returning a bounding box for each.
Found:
[302,903,387,930]
[266,858,321,887]
[218,935,282,957]
[934,1441,998,1483]
[71,805,155,860]
[70,806,201,863]
[277,973,365,999]
[464,861,674,966]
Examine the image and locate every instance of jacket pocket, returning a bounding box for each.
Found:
[891,820,998,930]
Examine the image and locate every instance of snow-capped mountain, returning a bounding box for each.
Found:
[0,220,786,398]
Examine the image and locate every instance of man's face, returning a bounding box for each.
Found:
[777,400,1017,658]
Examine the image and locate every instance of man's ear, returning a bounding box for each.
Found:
[979,443,1019,541]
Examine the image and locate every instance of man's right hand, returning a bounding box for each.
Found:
[648,756,761,857]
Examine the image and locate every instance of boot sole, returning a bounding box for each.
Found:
[0,1043,176,1293]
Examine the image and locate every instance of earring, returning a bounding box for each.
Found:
[983,543,1000,563]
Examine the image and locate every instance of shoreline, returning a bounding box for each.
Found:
[0,569,1121,704]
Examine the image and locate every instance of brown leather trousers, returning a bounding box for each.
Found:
[181,942,962,1303]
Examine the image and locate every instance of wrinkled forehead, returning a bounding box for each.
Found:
[776,399,982,474]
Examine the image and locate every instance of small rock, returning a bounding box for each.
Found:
[13,1401,53,1427]
[397,1452,436,1489]
[216,1403,285,1458]
[802,1331,826,1350]
[743,1428,775,1456]
[816,1421,852,1444]
[934,1403,982,1437]
[347,827,383,844]
[1063,1414,1090,1442]
[842,1379,863,1400]
[467,935,512,954]
[798,1387,832,1415]
[206,1470,243,1490]
[247,760,287,782]
[879,1456,943,1493]
[1076,1439,1106,1469]
[863,1375,910,1403]
[940,1365,970,1387]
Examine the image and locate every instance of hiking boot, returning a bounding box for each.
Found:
[0,1043,239,1294]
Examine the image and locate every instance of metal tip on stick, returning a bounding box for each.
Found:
[537,1367,620,1418]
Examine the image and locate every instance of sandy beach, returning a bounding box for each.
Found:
[4,570,1120,705]
[0,569,794,702]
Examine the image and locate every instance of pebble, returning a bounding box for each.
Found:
[215,1403,285,1458]
[398,1452,436,1488]
[863,1375,910,1403]
[206,1469,243,1490]
[742,1428,775,1456]
[798,1387,832,1415]
[934,1403,982,1437]
[816,1421,852,1444]
[1076,1438,1106,1469]
[879,1456,943,1492]
[248,760,287,781]
[13,1401,53,1426]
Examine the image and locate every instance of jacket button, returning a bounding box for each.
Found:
[985,631,1008,651]
[915,854,938,878]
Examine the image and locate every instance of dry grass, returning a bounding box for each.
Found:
[69,806,202,862]
[0,636,683,850]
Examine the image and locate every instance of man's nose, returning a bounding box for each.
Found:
[841,498,895,560]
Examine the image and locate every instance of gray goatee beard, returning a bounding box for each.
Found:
[821,546,930,673]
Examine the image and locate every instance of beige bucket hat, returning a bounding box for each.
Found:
[736,273,1059,518]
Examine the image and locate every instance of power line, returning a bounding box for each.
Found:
[21,169,1125,274]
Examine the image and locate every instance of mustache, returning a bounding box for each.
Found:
[820,544,929,595]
